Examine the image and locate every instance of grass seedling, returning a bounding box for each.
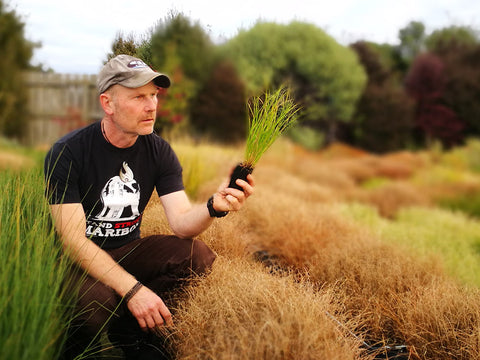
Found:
[229,86,300,190]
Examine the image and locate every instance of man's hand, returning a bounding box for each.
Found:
[213,174,255,212]
[127,286,173,331]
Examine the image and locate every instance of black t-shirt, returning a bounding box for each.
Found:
[44,121,184,249]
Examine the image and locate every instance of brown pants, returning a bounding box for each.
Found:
[62,235,216,359]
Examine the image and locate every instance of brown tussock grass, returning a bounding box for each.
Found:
[318,142,370,159]
[206,185,480,359]
[284,155,358,190]
[393,280,480,359]
[348,181,432,218]
[374,151,428,179]
[311,244,444,348]
[253,165,337,203]
[423,180,480,203]
[138,140,480,359]
[171,257,369,360]
[141,195,173,237]
[0,151,35,170]
[199,213,255,259]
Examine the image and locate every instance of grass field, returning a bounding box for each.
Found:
[2,137,480,359]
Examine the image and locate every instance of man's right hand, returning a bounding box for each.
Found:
[127,285,173,331]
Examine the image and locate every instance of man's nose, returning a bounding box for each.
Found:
[145,97,157,111]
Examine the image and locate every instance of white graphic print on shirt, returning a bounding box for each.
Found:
[85,162,141,238]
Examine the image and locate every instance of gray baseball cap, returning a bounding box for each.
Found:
[97,54,170,94]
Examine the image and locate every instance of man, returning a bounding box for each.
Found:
[44,54,254,360]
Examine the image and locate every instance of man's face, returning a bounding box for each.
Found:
[109,82,159,136]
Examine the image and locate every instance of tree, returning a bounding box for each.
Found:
[154,44,195,138]
[424,26,480,139]
[426,25,478,55]
[106,32,139,61]
[405,53,465,147]
[354,85,415,152]
[0,0,36,139]
[350,41,390,86]
[405,53,445,101]
[148,12,216,84]
[397,21,426,64]
[137,12,218,137]
[351,41,414,153]
[221,21,366,146]
[190,60,246,142]
[441,45,480,138]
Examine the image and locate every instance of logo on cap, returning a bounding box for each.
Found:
[127,60,148,69]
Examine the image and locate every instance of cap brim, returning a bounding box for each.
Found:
[122,72,171,89]
[152,74,171,88]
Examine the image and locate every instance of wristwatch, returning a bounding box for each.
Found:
[207,196,228,218]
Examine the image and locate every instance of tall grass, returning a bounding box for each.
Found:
[0,166,72,359]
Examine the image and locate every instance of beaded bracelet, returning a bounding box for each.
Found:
[123,281,143,304]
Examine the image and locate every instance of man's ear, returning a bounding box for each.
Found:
[100,93,114,115]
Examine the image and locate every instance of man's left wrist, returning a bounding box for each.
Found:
[207,195,228,218]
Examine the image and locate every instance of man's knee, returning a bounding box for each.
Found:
[190,239,216,275]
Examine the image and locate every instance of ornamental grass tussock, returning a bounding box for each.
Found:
[228,86,300,190]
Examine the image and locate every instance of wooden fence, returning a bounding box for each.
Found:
[24,71,104,147]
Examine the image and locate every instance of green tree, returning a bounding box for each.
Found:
[106,32,139,61]
[426,25,478,55]
[0,0,36,139]
[154,44,195,138]
[135,12,218,137]
[441,45,480,138]
[351,41,414,153]
[190,60,246,142]
[221,21,366,146]
[398,21,426,64]
[148,12,216,84]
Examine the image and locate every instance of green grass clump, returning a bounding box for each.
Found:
[0,167,73,359]
[390,207,480,287]
[339,202,480,287]
[439,138,480,173]
[438,192,480,219]
[243,86,300,168]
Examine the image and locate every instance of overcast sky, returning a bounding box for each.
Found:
[9,0,480,74]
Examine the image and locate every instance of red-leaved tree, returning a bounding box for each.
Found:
[405,53,464,147]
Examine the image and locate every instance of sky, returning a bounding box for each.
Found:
[8,0,480,75]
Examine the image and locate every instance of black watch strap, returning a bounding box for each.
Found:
[207,196,228,218]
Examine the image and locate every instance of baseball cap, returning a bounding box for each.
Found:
[97,54,171,94]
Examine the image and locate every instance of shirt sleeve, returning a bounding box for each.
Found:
[44,142,81,204]
[154,139,185,197]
